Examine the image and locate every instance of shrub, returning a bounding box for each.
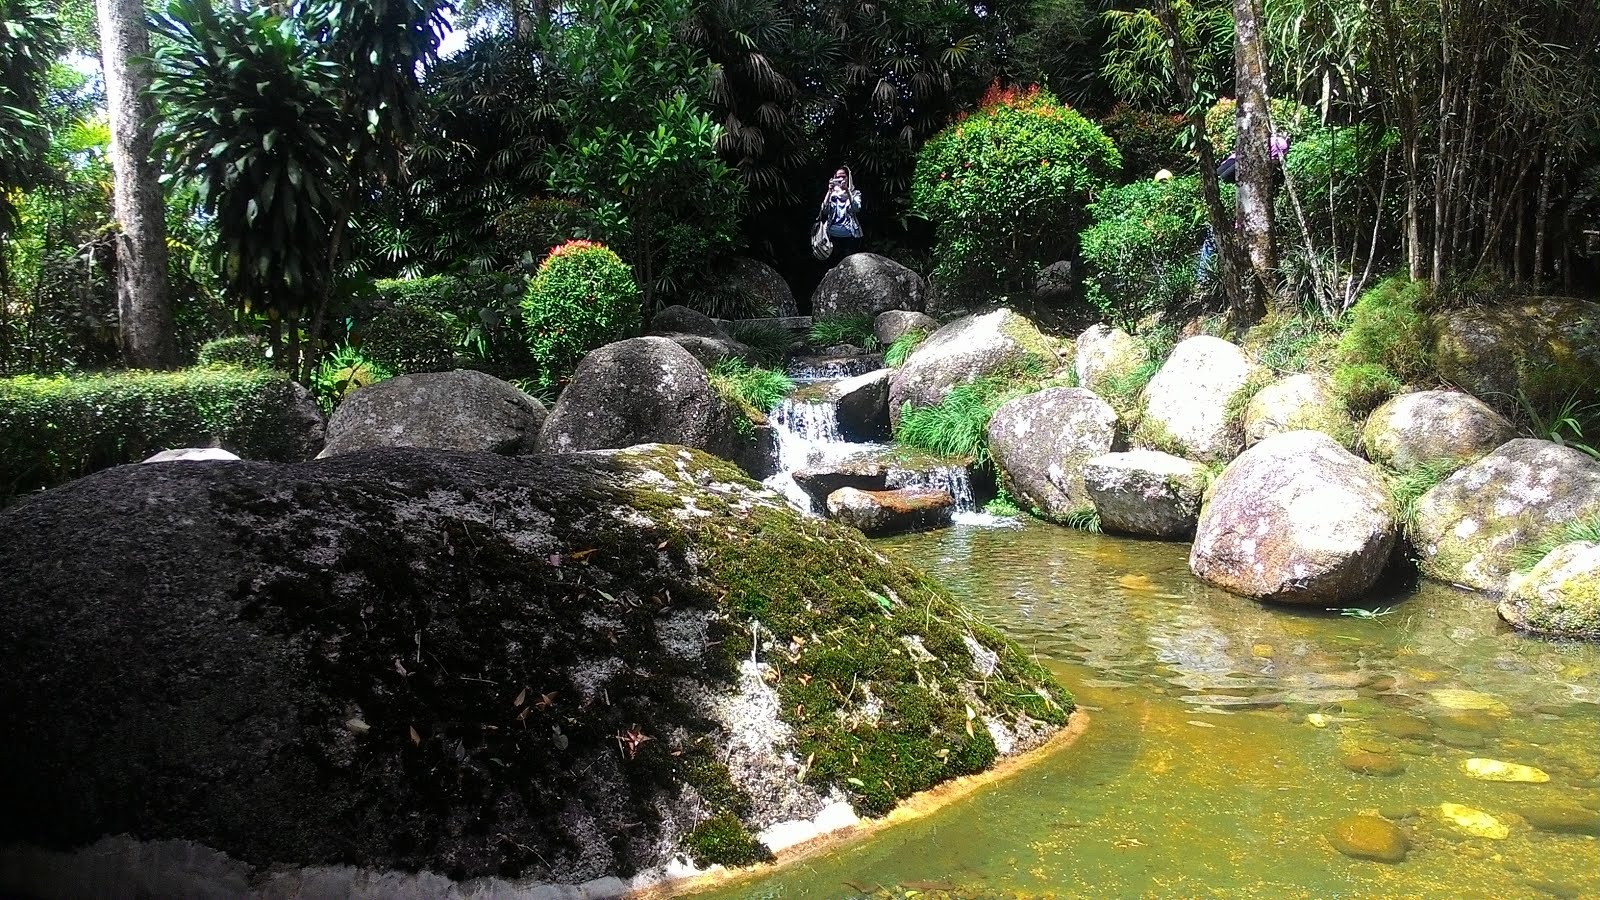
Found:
[1097,104,1190,178]
[912,83,1120,302]
[0,368,316,498]
[1247,311,1339,374]
[1332,276,1435,410]
[522,240,643,389]
[361,304,457,375]
[884,329,930,367]
[708,358,793,422]
[808,313,879,350]
[369,273,529,366]
[196,336,269,369]
[1079,175,1221,327]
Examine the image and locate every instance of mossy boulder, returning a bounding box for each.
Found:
[718,257,798,318]
[0,446,1068,892]
[1082,450,1207,539]
[875,310,938,347]
[1411,440,1600,593]
[1433,297,1600,405]
[536,337,773,478]
[1360,390,1514,474]
[811,253,927,319]
[1499,541,1600,639]
[889,308,1057,426]
[1136,335,1263,464]
[1191,431,1398,604]
[1073,324,1147,397]
[987,388,1121,523]
[1244,374,1355,450]
[318,369,548,459]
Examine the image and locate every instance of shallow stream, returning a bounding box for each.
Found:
[692,522,1600,899]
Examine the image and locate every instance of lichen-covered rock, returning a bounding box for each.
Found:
[536,337,768,476]
[874,310,938,347]
[721,257,798,318]
[824,368,892,442]
[825,486,954,535]
[1191,431,1398,604]
[1412,440,1600,593]
[1082,450,1206,539]
[793,460,891,511]
[889,308,1056,425]
[1499,541,1600,639]
[0,446,1068,893]
[811,253,926,318]
[1434,297,1600,403]
[319,369,547,459]
[987,388,1120,522]
[1244,374,1355,449]
[1074,324,1147,397]
[1360,390,1514,474]
[1137,336,1261,464]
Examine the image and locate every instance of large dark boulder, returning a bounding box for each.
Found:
[719,257,798,318]
[810,253,926,318]
[647,305,759,367]
[536,337,770,476]
[1434,297,1600,405]
[319,369,548,458]
[0,447,1070,894]
[823,368,893,442]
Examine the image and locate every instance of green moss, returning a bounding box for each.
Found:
[1132,416,1190,459]
[1332,362,1402,415]
[685,812,773,867]
[615,448,1071,818]
[1224,368,1275,429]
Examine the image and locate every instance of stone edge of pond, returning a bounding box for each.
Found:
[0,711,1089,900]
[643,707,1092,900]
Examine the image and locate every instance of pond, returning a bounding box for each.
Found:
[691,521,1600,899]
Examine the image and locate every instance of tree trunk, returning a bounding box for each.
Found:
[98,0,175,369]
[1233,0,1275,319]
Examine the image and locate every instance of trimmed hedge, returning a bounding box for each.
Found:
[0,367,321,499]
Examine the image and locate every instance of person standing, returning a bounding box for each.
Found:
[810,166,863,260]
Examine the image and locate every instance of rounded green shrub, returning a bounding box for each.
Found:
[311,344,393,412]
[1097,103,1190,178]
[196,336,269,369]
[1079,175,1223,327]
[521,240,642,389]
[912,83,1120,302]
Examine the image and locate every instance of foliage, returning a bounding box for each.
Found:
[0,367,312,497]
[912,84,1120,303]
[1096,104,1190,178]
[896,375,1036,464]
[1386,459,1464,525]
[196,336,269,369]
[521,240,642,389]
[360,304,457,375]
[1062,505,1102,533]
[1331,276,1434,410]
[1101,0,1234,108]
[1079,175,1217,328]
[1512,516,1600,573]
[708,357,793,424]
[1513,383,1600,460]
[1096,324,1177,419]
[544,0,743,309]
[0,0,59,244]
[369,273,529,367]
[1248,310,1339,374]
[884,329,931,368]
[310,343,392,412]
[808,313,879,350]
[683,811,771,867]
[983,486,1023,517]
[725,320,791,367]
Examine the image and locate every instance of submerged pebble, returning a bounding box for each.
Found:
[1439,803,1510,839]
[1462,758,1550,783]
[1516,804,1600,835]
[1372,714,1433,740]
[1328,815,1409,863]
[1343,751,1407,777]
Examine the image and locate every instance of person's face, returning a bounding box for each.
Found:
[831,169,847,185]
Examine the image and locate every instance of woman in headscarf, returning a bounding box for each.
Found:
[810,166,863,260]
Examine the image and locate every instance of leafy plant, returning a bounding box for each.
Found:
[983,487,1022,517]
[912,83,1120,303]
[1080,175,1220,327]
[0,0,59,243]
[311,344,392,411]
[884,329,930,367]
[1339,606,1399,620]
[897,376,1034,463]
[808,313,879,350]
[1512,384,1600,460]
[196,336,269,369]
[521,240,642,389]
[725,320,792,367]
[360,304,457,374]
[1386,458,1463,525]
[1063,505,1102,533]
[708,357,793,417]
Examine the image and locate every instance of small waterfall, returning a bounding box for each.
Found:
[888,465,977,515]
[786,355,882,383]
[763,398,861,511]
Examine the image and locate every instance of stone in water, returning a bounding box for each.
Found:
[1461,758,1549,783]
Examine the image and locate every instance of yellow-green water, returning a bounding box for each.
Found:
[691,522,1600,900]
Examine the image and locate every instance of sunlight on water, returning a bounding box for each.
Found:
[691,523,1600,900]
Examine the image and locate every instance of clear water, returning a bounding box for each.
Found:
[691,523,1600,899]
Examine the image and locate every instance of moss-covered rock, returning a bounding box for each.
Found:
[0,446,1067,891]
[1433,297,1600,405]
[1499,541,1600,639]
[1244,374,1356,450]
[1073,323,1147,397]
[888,308,1056,426]
[1412,440,1600,593]
[1360,390,1514,474]
[1327,815,1408,863]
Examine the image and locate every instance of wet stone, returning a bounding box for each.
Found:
[1342,751,1407,777]
[1429,709,1502,735]
[1372,715,1433,741]
[1437,729,1487,750]
[1379,806,1419,821]
[1516,805,1600,836]
[1328,815,1409,863]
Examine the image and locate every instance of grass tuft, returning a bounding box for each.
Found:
[1511,516,1600,573]
[983,487,1022,517]
[1062,505,1102,533]
[809,313,880,350]
[709,358,794,422]
[1386,459,1463,525]
[727,321,794,367]
[884,329,931,367]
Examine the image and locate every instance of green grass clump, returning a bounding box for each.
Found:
[1331,276,1435,412]
[727,320,793,367]
[897,376,1031,463]
[1248,311,1339,374]
[983,487,1022,516]
[1063,505,1102,533]
[1332,362,1403,415]
[1511,516,1600,573]
[1386,459,1464,526]
[884,328,931,367]
[709,358,794,421]
[809,313,880,350]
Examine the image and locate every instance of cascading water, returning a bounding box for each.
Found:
[762,397,873,512]
[887,465,978,516]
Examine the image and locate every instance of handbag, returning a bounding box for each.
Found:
[810,219,832,260]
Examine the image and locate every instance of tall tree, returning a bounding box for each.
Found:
[1232,0,1274,317]
[97,0,175,368]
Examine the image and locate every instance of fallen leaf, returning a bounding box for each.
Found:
[514,688,527,707]
[569,548,597,562]
[409,725,421,746]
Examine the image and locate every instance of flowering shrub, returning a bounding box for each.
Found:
[521,240,642,389]
[911,83,1120,304]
